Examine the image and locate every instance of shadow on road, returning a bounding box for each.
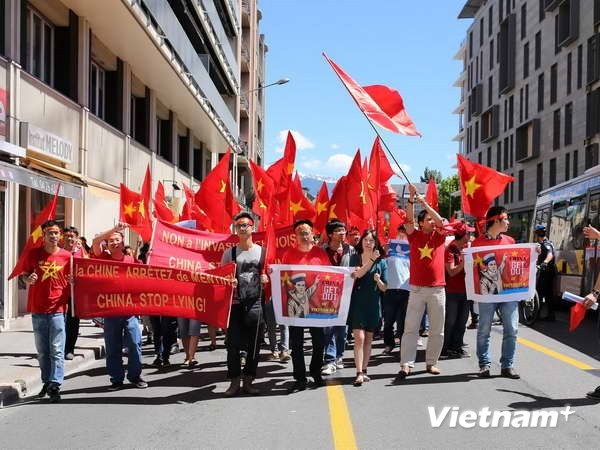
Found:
[498,388,600,409]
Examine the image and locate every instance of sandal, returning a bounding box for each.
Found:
[353,372,364,387]
[207,344,217,351]
[189,359,198,366]
[397,366,411,379]
[361,369,371,382]
[182,359,190,366]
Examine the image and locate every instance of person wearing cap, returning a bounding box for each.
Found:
[287,273,318,318]
[92,223,147,390]
[320,219,356,376]
[441,221,473,359]
[282,219,330,393]
[398,184,446,379]
[478,252,507,295]
[20,220,72,403]
[582,225,600,399]
[471,206,520,379]
[534,225,557,321]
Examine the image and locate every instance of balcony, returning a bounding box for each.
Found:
[242,0,250,25]
[240,94,249,117]
[241,44,250,71]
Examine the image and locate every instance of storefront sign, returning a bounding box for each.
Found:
[0,160,82,199]
[20,123,74,164]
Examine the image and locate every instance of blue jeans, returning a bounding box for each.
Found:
[32,313,66,385]
[323,325,347,364]
[476,302,519,369]
[104,316,143,383]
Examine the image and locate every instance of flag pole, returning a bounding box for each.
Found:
[322,54,412,185]
[70,254,75,318]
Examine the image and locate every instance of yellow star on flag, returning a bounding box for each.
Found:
[286,162,294,175]
[511,251,519,257]
[137,201,146,218]
[359,181,367,204]
[123,202,137,218]
[31,226,43,244]
[257,178,265,193]
[39,260,64,281]
[324,274,331,281]
[418,244,434,260]
[328,203,338,219]
[258,199,267,210]
[316,201,328,216]
[289,200,305,215]
[280,272,291,285]
[464,175,482,198]
[367,182,375,191]
[219,179,226,193]
[473,255,484,267]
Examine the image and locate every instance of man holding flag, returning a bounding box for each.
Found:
[20,220,72,403]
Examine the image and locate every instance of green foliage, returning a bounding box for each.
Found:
[420,167,442,184]
[438,174,460,218]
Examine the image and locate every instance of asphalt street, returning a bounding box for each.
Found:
[2,314,600,450]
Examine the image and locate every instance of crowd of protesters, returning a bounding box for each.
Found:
[19,189,600,403]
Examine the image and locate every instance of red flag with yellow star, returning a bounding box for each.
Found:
[153,182,177,223]
[327,176,349,225]
[266,131,296,192]
[9,187,60,279]
[119,183,152,241]
[195,148,240,233]
[249,160,275,230]
[313,182,330,233]
[457,154,515,218]
[346,150,371,222]
[287,173,316,222]
[425,178,439,212]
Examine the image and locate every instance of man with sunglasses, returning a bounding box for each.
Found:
[221,212,268,396]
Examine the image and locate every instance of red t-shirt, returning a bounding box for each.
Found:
[407,229,446,287]
[445,240,466,293]
[282,246,330,265]
[97,251,138,263]
[471,233,515,248]
[24,247,72,314]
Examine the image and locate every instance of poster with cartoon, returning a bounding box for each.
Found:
[269,264,355,327]
[463,243,537,303]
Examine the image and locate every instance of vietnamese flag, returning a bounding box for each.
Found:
[288,174,316,222]
[379,182,398,212]
[569,302,587,332]
[267,131,296,192]
[153,182,177,223]
[9,187,60,279]
[426,178,439,212]
[249,160,275,204]
[119,183,151,241]
[328,176,349,225]
[323,53,421,136]
[345,150,370,221]
[367,136,394,216]
[195,149,240,233]
[313,182,330,233]
[457,154,515,218]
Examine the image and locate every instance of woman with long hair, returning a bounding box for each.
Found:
[349,229,387,386]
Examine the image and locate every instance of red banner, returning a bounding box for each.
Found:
[149,220,296,272]
[73,257,235,328]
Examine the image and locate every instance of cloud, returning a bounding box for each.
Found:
[275,129,315,153]
[330,143,341,150]
[327,154,353,172]
[301,159,323,170]
[393,164,411,177]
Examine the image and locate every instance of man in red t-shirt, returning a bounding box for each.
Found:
[399,184,446,378]
[282,219,330,393]
[21,220,72,402]
[92,223,147,390]
[471,206,520,379]
[441,222,473,359]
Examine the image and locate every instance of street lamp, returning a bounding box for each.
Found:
[245,77,290,93]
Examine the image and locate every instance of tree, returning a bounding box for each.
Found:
[438,174,460,218]
[420,167,442,184]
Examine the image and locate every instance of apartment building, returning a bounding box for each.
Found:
[454,0,600,240]
[0,0,267,329]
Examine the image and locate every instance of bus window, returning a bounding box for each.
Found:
[550,197,586,275]
[532,205,551,240]
[584,194,600,293]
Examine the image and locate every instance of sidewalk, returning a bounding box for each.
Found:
[0,316,106,407]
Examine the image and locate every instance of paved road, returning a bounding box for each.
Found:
[2,315,600,449]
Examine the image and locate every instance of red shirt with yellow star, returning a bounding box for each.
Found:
[24,247,72,314]
[407,229,446,287]
[282,246,330,265]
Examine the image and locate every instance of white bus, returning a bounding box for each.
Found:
[532,165,600,298]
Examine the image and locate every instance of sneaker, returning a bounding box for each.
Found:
[586,386,600,400]
[170,343,180,355]
[37,382,49,398]
[132,378,148,389]
[321,364,336,375]
[335,358,345,369]
[240,354,247,367]
[500,368,520,379]
[152,357,163,367]
[287,380,307,394]
[162,359,171,367]
[47,384,61,403]
[108,381,124,391]
[280,351,291,363]
[269,351,280,361]
[65,352,74,361]
[478,366,491,378]
[416,337,424,347]
[382,346,393,355]
[448,349,471,359]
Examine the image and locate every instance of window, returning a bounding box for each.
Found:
[131,93,149,147]
[476,56,479,83]
[557,0,580,47]
[539,0,545,22]
[475,120,479,147]
[596,0,600,25]
[565,102,573,146]
[478,152,483,164]
[157,116,172,162]
[510,173,514,203]
[469,31,473,58]
[26,8,54,84]
[488,76,493,107]
[480,18,484,47]
[521,3,527,40]
[487,146,492,166]
[471,83,483,116]
[588,34,600,85]
[178,135,190,174]
[518,169,524,201]
[499,14,516,94]
[193,145,204,181]
[549,158,557,187]
[554,14,560,54]
[523,42,529,79]
[536,162,543,193]
[586,143,600,169]
[577,44,583,89]
[481,105,499,142]
[516,119,541,161]
[553,109,561,150]
[489,39,494,70]
[90,61,106,120]
[519,88,524,123]
[504,98,508,131]
[497,141,502,169]
[565,153,571,181]
[525,83,529,119]
[550,64,557,104]
[573,149,579,177]
[510,134,514,166]
[534,31,541,69]
[504,137,509,169]
[537,73,544,112]
[500,0,504,22]
[489,5,494,36]
[509,95,514,129]
[587,88,600,138]
[567,52,572,95]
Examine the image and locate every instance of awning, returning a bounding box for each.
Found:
[0,160,83,199]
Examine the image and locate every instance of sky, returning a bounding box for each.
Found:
[260,0,471,183]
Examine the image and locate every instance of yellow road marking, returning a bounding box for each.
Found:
[518,337,596,370]
[326,382,358,450]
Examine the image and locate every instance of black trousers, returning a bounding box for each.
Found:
[443,292,470,352]
[226,303,264,378]
[65,307,80,355]
[382,289,409,348]
[289,326,324,382]
[149,316,178,361]
[537,271,556,316]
